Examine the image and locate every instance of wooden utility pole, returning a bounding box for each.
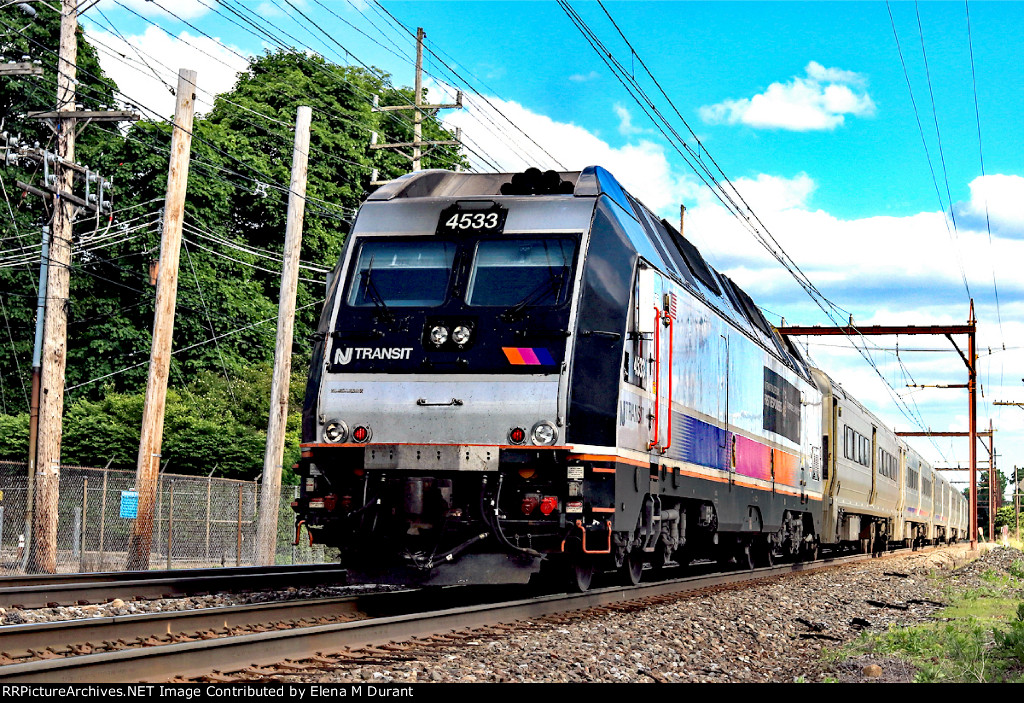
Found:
[369,27,462,184]
[126,68,197,571]
[412,27,425,171]
[29,0,77,574]
[256,105,311,565]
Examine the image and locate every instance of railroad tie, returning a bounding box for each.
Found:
[241,666,283,678]
[309,654,344,664]
[136,636,167,647]
[273,660,318,671]
[196,672,239,683]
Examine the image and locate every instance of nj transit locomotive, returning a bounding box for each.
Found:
[294,166,967,590]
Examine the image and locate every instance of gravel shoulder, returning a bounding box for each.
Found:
[283,546,1017,684]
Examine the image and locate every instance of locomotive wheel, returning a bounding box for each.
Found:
[622,549,644,585]
[759,538,778,567]
[740,541,756,571]
[800,540,819,562]
[564,536,594,592]
[569,559,595,592]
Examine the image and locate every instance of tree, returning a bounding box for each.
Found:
[1,35,465,480]
[970,468,1009,535]
[0,2,122,414]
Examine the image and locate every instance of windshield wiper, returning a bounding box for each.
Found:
[500,271,565,322]
[360,255,395,326]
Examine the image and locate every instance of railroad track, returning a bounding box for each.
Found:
[0,563,350,609]
[0,548,939,683]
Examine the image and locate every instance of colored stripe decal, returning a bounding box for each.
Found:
[503,347,525,365]
[502,347,555,365]
[519,348,540,365]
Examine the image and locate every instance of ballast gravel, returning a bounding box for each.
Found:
[286,545,1020,684]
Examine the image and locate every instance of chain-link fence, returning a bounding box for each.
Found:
[0,461,334,574]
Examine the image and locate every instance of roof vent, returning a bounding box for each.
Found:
[500,167,575,195]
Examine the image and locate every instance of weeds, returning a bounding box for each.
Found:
[832,593,1024,682]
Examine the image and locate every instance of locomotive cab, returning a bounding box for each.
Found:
[297,168,600,585]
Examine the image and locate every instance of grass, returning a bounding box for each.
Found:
[824,557,1024,683]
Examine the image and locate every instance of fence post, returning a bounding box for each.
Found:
[80,478,88,572]
[72,507,81,560]
[167,480,174,570]
[291,485,299,565]
[98,470,107,572]
[205,477,211,564]
[155,477,163,569]
[236,483,242,567]
[0,506,4,556]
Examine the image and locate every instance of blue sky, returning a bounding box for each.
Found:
[79,1,1024,489]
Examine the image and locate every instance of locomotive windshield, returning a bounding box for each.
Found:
[347,240,456,307]
[465,237,575,306]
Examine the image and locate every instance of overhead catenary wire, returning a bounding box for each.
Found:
[963,0,1004,344]
[558,1,951,461]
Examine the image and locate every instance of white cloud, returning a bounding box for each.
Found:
[83,25,251,118]
[805,60,866,87]
[568,71,600,83]
[960,174,1024,235]
[699,62,875,131]
[613,103,648,137]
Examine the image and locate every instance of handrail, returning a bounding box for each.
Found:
[662,313,673,454]
[648,305,661,451]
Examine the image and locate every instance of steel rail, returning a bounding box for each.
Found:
[0,596,362,659]
[0,564,348,609]
[0,550,919,683]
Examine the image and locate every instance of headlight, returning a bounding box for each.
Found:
[531,420,558,446]
[430,325,449,346]
[324,420,348,443]
[452,325,472,346]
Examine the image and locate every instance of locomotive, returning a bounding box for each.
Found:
[294,166,967,590]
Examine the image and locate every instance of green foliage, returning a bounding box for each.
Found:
[0,3,124,411]
[1010,560,1024,581]
[834,585,1024,682]
[0,413,29,460]
[0,18,463,478]
[0,365,303,483]
[996,505,1020,531]
[993,603,1024,670]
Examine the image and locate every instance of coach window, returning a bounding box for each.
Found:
[347,240,456,307]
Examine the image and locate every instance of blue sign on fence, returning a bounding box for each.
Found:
[120,491,138,519]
